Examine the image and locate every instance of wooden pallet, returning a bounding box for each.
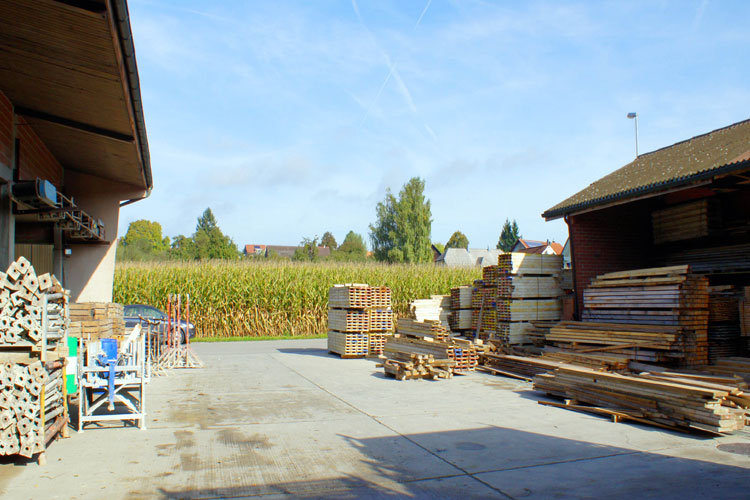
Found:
[369,309,394,332]
[328,308,370,333]
[370,286,392,309]
[328,284,371,309]
[327,331,368,358]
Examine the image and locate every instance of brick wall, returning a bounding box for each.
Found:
[0,90,12,168]
[15,116,63,188]
[567,201,654,318]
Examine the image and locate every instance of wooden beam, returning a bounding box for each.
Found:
[15,106,134,143]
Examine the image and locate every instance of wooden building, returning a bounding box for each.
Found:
[544,119,750,318]
[0,0,151,301]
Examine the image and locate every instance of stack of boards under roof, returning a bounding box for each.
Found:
[328,284,393,358]
[0,257,69,461]
[581,265,709,367]
[379,319,478,380]
[472,253,562,344]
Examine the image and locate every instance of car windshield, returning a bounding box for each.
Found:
[141,307,164,319]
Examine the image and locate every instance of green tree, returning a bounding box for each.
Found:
[170,234,197,260]
[497,219,521,252]
[118,220,170,261]
[332,231,367,261]
[369,177,432,263]
[168,208,238,260]
[320,231,337,250]
[445,231,469,250]
[293,237,319,261]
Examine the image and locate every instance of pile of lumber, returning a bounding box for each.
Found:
[68,302,125,340]
[479,353,564,380]
[534,365,747,433]
[328,284,393,358]
[0,257,69,461]
[740,287,750,337]
[651,199,716,244]
[410,295,451,327]
[700,357,750,384]
[544,321,695,365]
[396,318,451,342]
[449,286,473,333]
[707,286,741,362]
[379,335,456,380]
[471,253,562,344]
[664,243,750,274]
[581,265,708,367]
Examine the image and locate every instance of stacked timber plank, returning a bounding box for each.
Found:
[707,287,741,362]
[68,302,125,340]
[651,199,717,244]
[664,243,750,274]
[581,265,709,367]
[534,365,747,433]
[700,358,750,384]
[379,319,479,379]
[479,353,564,380]
[472,253,562,344]
[410,295,451,327]
[544,321,697,365]
[379,335,455,380]
[327,284,394,358]
[0,257,69,461]
[449,286,473,333]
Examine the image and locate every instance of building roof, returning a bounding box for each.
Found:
[516,245,547,254]
[549,241,564,254]
[0,0,151,191]
[437,248,503,267]
[514,239,547,249]
[543,119,750,220]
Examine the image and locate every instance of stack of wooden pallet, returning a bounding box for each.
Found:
[328,284,394,358]
[410,295,451,327]
[0,257,69,462]
[534,364,747,433]
[707,286,741,362]
[581,265,709,367]
[449,286,473,333]
[472,254,562,344]
[68,302,125,340]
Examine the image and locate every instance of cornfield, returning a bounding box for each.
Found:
[113,260,480,338]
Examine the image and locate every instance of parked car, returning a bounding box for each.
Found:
[123,304,196,343]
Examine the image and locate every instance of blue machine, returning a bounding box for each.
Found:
[96,338,119,410]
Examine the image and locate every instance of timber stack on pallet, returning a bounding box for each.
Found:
[449,286,473,334]
[543,321,701,367]
[68,302,125,340]
[394,319,478,372]
[328,284,394,358]
[0,257,69,462]
[707,286,741,362]
[410,295,451,327]
[379,335,456,380]
[534,365,748,433]
[581,265,709,367]
[471,253,562,344]
[651,199,718,244]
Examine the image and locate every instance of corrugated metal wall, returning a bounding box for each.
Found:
[15,243,53,275]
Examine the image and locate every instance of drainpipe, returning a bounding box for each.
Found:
[564,214,579,320]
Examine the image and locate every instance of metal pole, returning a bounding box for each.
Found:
[634,114,639,157]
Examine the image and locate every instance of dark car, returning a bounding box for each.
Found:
[123,304,196,343]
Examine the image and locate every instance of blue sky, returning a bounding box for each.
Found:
[121,0,750,250]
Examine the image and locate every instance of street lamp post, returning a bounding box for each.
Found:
[627,112,639,157]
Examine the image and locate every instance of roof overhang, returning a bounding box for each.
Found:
[543,159,750,221]
[0,0,151,192]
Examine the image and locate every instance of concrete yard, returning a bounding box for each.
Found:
[2,339,750,499]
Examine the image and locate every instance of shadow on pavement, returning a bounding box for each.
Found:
[153,425,750,500]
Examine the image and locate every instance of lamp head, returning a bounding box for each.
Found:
[627,112,637,119]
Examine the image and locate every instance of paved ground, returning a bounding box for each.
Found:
[1,339,749,499]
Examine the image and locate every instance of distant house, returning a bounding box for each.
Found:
[244,244,266,256]
[436,248,503,268]
[513,239,564,255]
[431,244,443,262]
[246,244,331,259]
